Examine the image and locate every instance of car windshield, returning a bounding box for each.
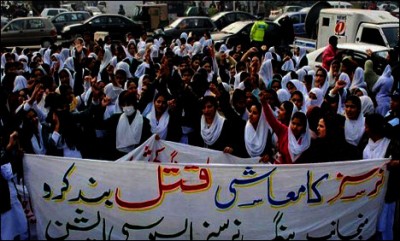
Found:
[373,50,390,60]
[220,22,247,34]
[211,12,224,21]
[382,27,399,48]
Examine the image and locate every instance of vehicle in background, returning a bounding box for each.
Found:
[294,8,399,51]
[85,6,102,16]
[61,14,144,41]
[51,11,91,34]
[153,16,217,44]
[40,8,69,18]
[184,6,208,16]
[211,20,282,51]
[268,5,303,20]
[327,1,353,9]
[378,3,398,12]
[1,17,57,47]
[96,1,142,18]
[132,3,169,32]
[306,43,391,75]
[275,11,307,37]
[391,8,399,18]
[60,4,75,12]
[211,11,258,30]
[1,16,9,28]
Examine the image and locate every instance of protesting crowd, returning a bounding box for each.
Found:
[1,26,399,239]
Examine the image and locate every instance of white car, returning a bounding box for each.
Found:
[85,6,102,16]
[40,8,69,18]
[306,43,391,75]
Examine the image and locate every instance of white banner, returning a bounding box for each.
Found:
[23,139,389,240]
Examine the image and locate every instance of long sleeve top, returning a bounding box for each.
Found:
[262,102,292,164]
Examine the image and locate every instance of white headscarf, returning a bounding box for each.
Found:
[281,59,295,72]
[191,41,203,56]
[360,95,375,116]
[338,72,351,89]
[134,62,150,78]
[115,61,133,79]
[98,49,113,79]
[288,112,311,162]
[296,69,306,82]
[116,110,144,153]
[306,87,324,108]
[363,137,391,159]
[13,75,27,92]
[104,82,123,104]
[51,53,65,71]
[277,89,291,103]
[58,68,75,90]
[63,57,75,73]
[201,112,225,146]
[43,48,52,65]
[350,67,367,90]
[345,111,365,146]
[245,108,271,157]
[146,102,170,140]
[259,59,273,87]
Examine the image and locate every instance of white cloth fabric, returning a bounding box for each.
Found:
[306,87,324,108]
[134,62,150,78]
[13,75,27,92]
[201,112,225,146]
[245,109,271,157]
[373,64,394,116]
[259,59,273,87]
[31,123,46,155]
[345,112,365,146]
[363,137,390,160]
[115,61,133,79]
[338,72,351,89]
[1,163,28,240]
[350,67,367,91]
[277,89,291,103]
[146,104,170,140]
[116,111,143,153]
[360,95,375,116]
[288,116,311,162]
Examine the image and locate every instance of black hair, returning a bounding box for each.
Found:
[292,111,308,129]
[345,95,361,111]
[201,95,218,109]
[365,113,386,137]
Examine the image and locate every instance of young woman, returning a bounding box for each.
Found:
[344,95,366,147]
[244,101,275,163]
[146,92,182,142]
[261,96,310,164]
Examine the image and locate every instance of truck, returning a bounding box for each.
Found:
[294,8,399,51]
[96,1,142,18]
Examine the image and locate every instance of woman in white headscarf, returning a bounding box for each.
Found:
[360,95,375,116]
[259,59,273,87]
[306,87,324,109]
[244,101,275,162]
[17,55,30,74]
[313,67,329,97]
[277,89,291,103]
[344,95,365,147]
[199,96,235,154]
[146,92,182,142]
[373,64,394,116]
[350,67,367,91]
[97,48,113,82]
[338,72,351,89]
[12,75,27,93]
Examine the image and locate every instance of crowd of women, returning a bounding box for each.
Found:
[0,30,399,239]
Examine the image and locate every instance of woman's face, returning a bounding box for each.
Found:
[277,104,287,122]
[287,82,296,94]
[59,71,70,86]
[317,118,327,138]
[271,82,281,92]
[345,100,360,120]
[314,70,326,88]
[202,101,216,119]
[127,82,137,94]
[248,105,260,127]
[154,95,167,114]
[291,93,303,110]
[203,63,212,73]
[192,59,200,70]
[290,117,305,138]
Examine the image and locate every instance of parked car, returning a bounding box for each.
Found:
[268,5,303,20]
[40,8,69,18]
[211,11,258,30]
[61,14,144,41]
[274,11,307,37]
[184,6,208,16]
[378,3,398,12]
[153,16,217,43]
[306,43,391,75]
[327,1,353,9]
[211,20,282,50]
[85,6,102,16]
[1,16,9,28]
[1,17,57,47]
[51,11,91,34]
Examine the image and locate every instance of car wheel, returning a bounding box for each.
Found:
[41,38,53,48]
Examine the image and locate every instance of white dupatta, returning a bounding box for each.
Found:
[345,112,365,146]
[201,112,225,146]
[245,109,271,157]
[363,137,390,159]
[146,104,170,140]
[116,111,143,153]
[288,116,311,162]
